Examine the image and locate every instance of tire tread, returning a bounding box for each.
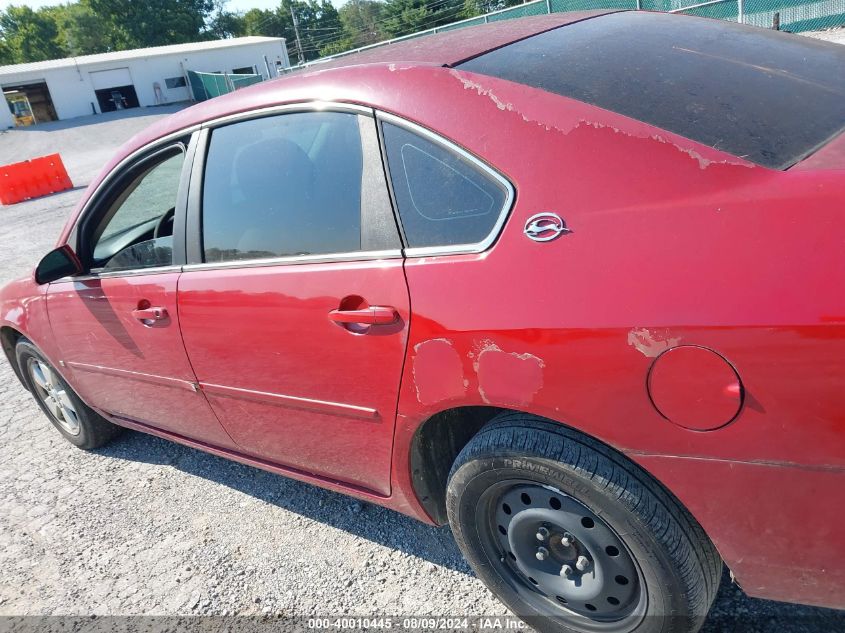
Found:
[448,412,722,632]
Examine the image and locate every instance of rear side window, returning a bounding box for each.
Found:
[202,111,363,263]
[381,121,511,251]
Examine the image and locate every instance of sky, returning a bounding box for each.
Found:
[0,0,349,12]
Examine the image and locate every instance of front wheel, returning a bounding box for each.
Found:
[16,339,122,450]
[446,414,722,633]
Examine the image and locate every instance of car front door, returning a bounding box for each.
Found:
[177,107,408,495]
[46,136,237,448]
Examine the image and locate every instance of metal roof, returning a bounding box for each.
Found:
[0,36,286,77]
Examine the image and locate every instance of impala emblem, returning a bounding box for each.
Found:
[524,213,571,242]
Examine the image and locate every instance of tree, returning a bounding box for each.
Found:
[0,5,65,64]
[294,0,343,60]
[88,0,217,48]
[237,1,343,64]
[0,37,12,65]
[207,10,246,39]
[51,1,115,56]
[241,8,290,38]
[462,0,523,18]
[381,0,464,39]
[336,0,385,49]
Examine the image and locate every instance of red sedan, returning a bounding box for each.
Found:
[2,10,844,632]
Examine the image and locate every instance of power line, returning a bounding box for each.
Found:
[302,0,463,51]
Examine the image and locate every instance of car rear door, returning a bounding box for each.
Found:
[177,106,408,495]
[46,135,237,448]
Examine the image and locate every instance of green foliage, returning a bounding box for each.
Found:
[0,5,65,64]
[87,0,217,48]
[337,0,386,48]
[382,0,465,38]
[51,1,115,56]
[462,0,524,17]
[0,0,526,67]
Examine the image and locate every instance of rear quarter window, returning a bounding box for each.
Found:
[381,121,511,251]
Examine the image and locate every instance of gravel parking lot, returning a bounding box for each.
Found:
[1,83,844,631]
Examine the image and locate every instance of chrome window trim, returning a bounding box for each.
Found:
[63,100,515,283]
[199,101,373,130]
[182,249,403,272]
[376,111,516,258]
[52,249,402,282]
[52,265,183,284]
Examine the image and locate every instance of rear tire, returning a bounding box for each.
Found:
[446,413,721,633]
[16,339,122,450]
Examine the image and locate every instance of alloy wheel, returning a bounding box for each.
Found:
[28,359,81,436]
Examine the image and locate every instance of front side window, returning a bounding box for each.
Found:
[91,148,184,272]
[201,111,364,263]
[381,121,510,250]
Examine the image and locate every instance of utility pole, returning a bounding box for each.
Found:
[290,6,305,65]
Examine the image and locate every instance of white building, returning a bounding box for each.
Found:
[1,36,290,129]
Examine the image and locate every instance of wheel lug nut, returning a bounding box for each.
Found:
[535,547,549,561]
[535,527,549,542]
[560,532,573,547]
[576,555,590,571]
[560,564,573,577]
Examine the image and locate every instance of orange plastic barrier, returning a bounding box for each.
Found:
[0,153,73,205]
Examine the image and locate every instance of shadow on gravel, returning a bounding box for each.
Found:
[98,430,844,631]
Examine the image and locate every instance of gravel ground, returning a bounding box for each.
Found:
[803,27,845,44]
[1,74,844,632]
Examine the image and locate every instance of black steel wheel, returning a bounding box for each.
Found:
[447,413,722,633]
[482,481,645,631]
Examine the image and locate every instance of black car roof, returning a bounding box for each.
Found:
[458,11,845,169]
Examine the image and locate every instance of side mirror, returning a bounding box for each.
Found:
[35,245,83,285]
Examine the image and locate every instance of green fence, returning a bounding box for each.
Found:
[187,70,264,102]
[477,0,843,32]
[319,0,844,66]
[449,0,845,32]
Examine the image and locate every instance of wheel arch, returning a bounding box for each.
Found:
[406,405,722,565]
[1,325,28,389]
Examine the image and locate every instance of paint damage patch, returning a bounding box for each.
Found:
[451,72,520,114]
[474,339,545,405]
[627,328,681,358]
[449,69,752,171]
[412,338,466,405]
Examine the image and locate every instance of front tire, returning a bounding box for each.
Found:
[16,339,122,450]
[446,413,721,633]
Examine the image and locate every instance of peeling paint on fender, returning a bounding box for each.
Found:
[474,339,545,404]
[412,338,466,405]
[449,69,753,171]
[627,328,681,358]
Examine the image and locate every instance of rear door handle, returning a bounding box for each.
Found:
[131,306,168,323]
[328,306,398,325]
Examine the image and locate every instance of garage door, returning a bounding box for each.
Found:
[90,68,132,90]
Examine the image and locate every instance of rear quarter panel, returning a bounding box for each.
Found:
[376,68,845,606]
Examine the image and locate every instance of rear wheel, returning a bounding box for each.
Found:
[16,339,122,450]
[446,413,721,633]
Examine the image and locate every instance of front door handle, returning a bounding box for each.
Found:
[328,306,398,325]
[131,306,168,323]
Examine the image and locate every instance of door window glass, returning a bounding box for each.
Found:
[381,122,509,249]
[202,111,364,263]
[92,149,184,271]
